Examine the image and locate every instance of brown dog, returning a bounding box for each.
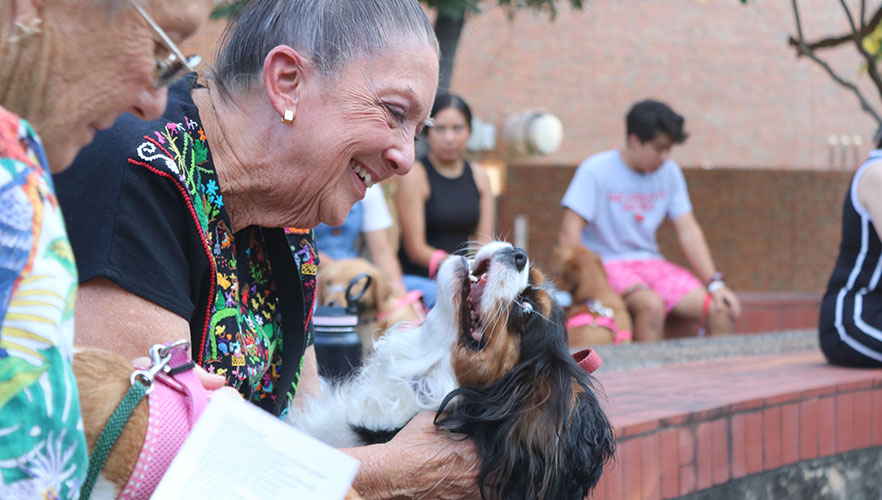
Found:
[551,244,633,348]
[318,258,424,354]
[73,348,364,499]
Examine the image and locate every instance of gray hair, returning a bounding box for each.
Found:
[210,0,439,97]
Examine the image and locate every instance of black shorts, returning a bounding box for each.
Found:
[819,292,882,368]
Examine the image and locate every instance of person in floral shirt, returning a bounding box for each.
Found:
[0,0,211,497]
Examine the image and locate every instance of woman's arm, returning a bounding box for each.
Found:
[75,277,192,360]
[858,161,882,237]
[364,229,407,296]
[395,162,437,268]
[470,163,496,244]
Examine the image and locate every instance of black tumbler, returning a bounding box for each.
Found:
[312,305,362,379]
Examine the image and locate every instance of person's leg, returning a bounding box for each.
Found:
[622,289,666,342]
[604,260,664,342]
[638,259,736,335]
[819,295,882,367]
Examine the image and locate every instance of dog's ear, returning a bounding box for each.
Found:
[570,247,609,303]
[551,245,579,293]
[564,378,617,498]
[367,267,391,311]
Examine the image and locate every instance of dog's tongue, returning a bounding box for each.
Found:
[468,274,487,316]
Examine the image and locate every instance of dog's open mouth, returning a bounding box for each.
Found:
[460,255,490,350]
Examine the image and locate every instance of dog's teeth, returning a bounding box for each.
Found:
[469,275,478,283]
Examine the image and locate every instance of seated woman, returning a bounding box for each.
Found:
[53,0,479,496]
[395,92,495,308]
[820,147,882,367]
[315,183,407,296]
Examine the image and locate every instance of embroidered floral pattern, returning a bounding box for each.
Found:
[0,107,87,499]
[129,106,316,412]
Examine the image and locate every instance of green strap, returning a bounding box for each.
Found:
[80,382,148,499]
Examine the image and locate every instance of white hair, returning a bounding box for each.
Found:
[211,0,439,97]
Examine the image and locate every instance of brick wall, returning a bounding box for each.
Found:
[184,1,878,171]
[453,0,878,170]
[498,164,852,293]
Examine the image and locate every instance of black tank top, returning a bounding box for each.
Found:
[399,156,480,277]
[820,153,882,330]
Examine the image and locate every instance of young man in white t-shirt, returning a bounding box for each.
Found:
[559,100,740,341]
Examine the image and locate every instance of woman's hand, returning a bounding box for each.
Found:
[132,357,239,396]
[346,410,480,499]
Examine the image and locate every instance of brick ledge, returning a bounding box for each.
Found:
[589,350,882,499]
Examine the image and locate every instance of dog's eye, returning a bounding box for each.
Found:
[520,301,534,316]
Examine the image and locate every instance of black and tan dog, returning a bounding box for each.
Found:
[291,242,616,500]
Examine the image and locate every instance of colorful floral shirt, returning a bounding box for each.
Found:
[0,107,88,499]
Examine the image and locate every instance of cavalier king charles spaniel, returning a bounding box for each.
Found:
[288,241,616,500]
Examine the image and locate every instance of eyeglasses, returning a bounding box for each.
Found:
[128,0,202,88]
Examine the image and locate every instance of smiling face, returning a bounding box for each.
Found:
[23,0,211,171]
[285,36,439,227]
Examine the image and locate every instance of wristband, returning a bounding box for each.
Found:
[707,272,724,285]
[707,279,726,293]
[428,249,448,278]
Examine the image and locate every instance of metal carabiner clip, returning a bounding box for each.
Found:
[130,339,191,394]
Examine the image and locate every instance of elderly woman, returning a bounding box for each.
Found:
[0,0,211,497]
[55,0,479,497]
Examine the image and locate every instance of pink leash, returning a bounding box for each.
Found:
[117,346,209,499]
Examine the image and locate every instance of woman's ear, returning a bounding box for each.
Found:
[262,45,310,124]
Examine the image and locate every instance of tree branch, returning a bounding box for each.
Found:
[839,0,882,105]
[787,4,882,51]
[790,0,882,126]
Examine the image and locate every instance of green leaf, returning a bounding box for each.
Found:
[211,0,250,20]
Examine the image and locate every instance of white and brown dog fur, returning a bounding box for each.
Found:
[290,241,616,499]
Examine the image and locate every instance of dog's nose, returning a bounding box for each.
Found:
[500,247,528,272]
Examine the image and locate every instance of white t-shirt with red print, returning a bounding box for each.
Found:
[561,149,693,262]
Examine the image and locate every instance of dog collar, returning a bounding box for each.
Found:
[572,348,602,373]
[117,348,208,499]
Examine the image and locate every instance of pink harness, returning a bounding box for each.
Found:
[566,309,632,345]
[117,348,209,499]
[376,289,427,323]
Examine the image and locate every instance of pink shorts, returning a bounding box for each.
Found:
[603,258,703,313]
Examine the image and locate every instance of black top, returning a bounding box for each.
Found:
[399,156,480,276]
[819,153,882,363]
[54,76,317,416]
